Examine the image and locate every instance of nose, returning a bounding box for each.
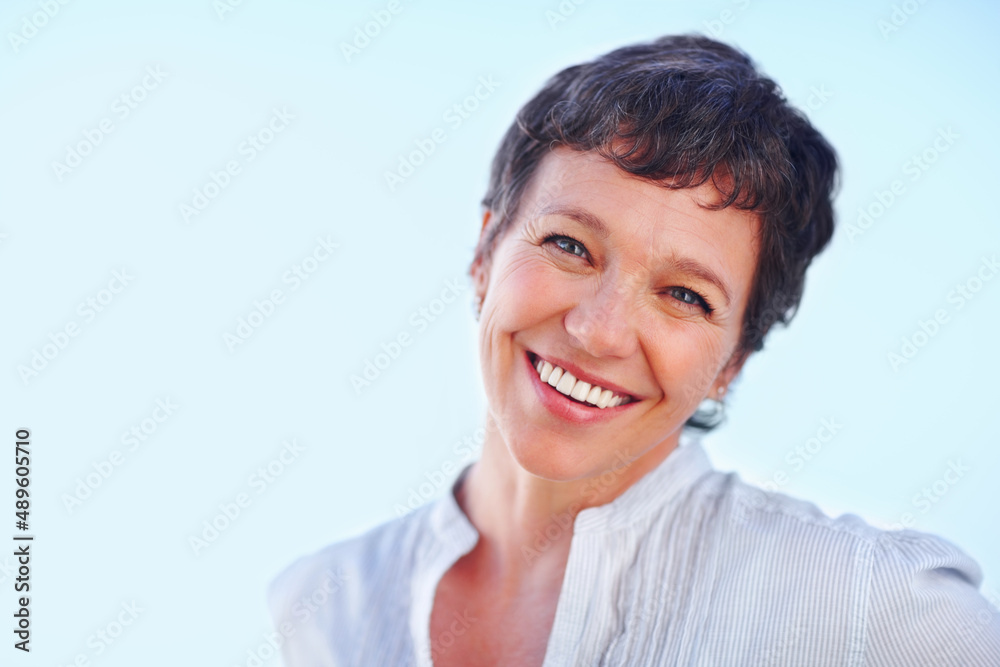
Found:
[563,278,640,359]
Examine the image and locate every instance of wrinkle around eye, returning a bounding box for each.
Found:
[491,246,541,287]
[541,242,595,276]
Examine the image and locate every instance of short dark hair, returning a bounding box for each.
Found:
[475,34,838,409]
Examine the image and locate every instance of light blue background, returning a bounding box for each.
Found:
[1,0,998,664]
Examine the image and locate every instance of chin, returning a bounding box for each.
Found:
[503,429,611,483]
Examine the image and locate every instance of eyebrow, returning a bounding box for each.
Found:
[663,254,733,308]
[537,203,734,308]
[538,204,610,239]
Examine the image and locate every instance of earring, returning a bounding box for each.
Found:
[691,385,727,429]
[696,395,725,426]
[473,294,483,320]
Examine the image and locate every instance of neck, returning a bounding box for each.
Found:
[456,413,681,579]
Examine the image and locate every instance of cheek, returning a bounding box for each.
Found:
[476,251,547,378]
[643,321,730,403]
[483,250,575,330]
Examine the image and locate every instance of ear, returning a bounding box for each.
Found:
[469,209,493,303]
[712,345,752,397]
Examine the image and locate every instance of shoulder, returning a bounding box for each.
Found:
[689,467,884,546]
[690,470,1000,664]
[268,506,430,616]
[694,467,987,582]
[266,505,434,663]
[865,529,1000,664]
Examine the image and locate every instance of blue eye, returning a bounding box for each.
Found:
[668,286,713,314]
[551,236,588,258]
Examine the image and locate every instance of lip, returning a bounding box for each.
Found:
[528,351,638,399]
[524,351,638,424]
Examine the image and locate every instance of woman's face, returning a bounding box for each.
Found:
[472,147,761,482]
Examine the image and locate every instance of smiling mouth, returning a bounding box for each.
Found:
[527,352,635,409]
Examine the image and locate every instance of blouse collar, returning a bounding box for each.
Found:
[428,433,714,542]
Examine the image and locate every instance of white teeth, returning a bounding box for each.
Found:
[538,361,553,383]
[555,371,577,395]
[570,380,591,401]
[596,388,613,409]
[532,356,631,409]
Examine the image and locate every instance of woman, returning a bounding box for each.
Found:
[269,35,1000,666]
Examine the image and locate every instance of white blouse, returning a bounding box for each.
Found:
[268,438,1000,666]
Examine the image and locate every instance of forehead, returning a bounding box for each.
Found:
[525,146,737,209]
[518,147,762,286]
